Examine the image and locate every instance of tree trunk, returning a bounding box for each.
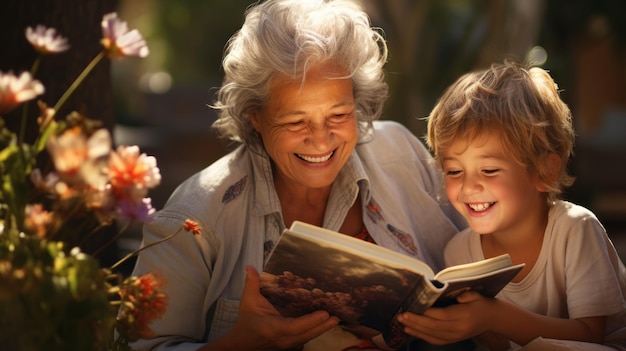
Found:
[0,0,120,266]
[0,0,117,138]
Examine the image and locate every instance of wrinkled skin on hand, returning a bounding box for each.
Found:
[202,266,340,351]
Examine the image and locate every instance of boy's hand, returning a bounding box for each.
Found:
[396,291,494,345]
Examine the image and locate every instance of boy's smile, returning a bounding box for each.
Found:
[441,132,547,238]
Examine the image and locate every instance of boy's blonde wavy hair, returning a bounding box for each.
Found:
[426,60,575,202]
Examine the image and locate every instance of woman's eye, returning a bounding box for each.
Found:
[283,121,307,131]
[329,114,347,122]
[329,113,353,124]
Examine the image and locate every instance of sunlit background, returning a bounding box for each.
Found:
[2,0,625,262]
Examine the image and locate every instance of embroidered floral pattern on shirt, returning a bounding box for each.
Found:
[263,239,274,261]
[366,198,418,256]
[386,224,417,255]
[365,198,383,223]
[221,175,248,204]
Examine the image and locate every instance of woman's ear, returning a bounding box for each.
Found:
[248,110,261,132]
[535,153,561,192]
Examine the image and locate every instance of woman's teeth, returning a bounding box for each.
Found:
[297,151,334,163]
[468,202,494,212]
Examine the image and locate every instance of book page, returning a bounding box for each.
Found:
[433,264,525,307]
[288,221,435,277]
[434,253,515,281]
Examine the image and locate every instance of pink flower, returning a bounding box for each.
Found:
[108,145,161,199]
[0,71,44,114]
[85,185,116,224]
[107,145,160,222]
[46,127,111,188]
[46,127,87,176]
[30,168,59,192]
[116,197,155,222]
[25,25,70,54]
[100,12,149,58]
[24,204,52,238]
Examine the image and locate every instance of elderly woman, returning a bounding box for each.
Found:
[130,0,466,350]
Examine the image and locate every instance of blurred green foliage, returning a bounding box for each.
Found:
[0,231,115,351]
[120,0,625,132]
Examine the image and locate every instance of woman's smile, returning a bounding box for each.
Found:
[295,150,335,163]
[250,61,358,190]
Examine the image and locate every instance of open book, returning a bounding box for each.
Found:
[260,221,525,348]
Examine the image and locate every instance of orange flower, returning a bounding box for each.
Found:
[183,219,202,235]
[133,274,168,338]
[118,271,168,340]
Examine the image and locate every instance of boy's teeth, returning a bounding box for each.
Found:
[298,151,333,163]
[469,202,493,211]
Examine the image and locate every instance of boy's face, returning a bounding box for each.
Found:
[441,132,547,237]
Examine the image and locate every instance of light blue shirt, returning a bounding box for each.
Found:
[131,120,466,350]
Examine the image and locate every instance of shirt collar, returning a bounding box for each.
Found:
[248,131,371,227]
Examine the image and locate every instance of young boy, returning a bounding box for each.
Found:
[401,60,626,350]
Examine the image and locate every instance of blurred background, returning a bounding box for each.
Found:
[1,0,625,263]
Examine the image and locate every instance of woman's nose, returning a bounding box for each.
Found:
[306,120,332,146]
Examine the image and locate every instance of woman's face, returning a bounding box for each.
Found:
[250,62,358,191]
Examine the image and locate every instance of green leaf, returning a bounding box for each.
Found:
[0,143,30,232]
[34,119,58,154]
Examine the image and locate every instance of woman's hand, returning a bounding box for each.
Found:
[203,266,340,351]
[396,291,494,345]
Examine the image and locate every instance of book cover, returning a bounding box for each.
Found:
[260,221,524,345]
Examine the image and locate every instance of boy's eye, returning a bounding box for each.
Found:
[445,170,462,176]
[482,169,500,175]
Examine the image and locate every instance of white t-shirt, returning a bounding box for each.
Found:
[444,200,626,350]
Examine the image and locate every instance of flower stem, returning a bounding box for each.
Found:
[16,101,30,168]
[91,221,130,257]
[16,56,42,155]
[30,55,42,76]
[52,51,105,114]
[18,97,30,145]
[109,226,184,271]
